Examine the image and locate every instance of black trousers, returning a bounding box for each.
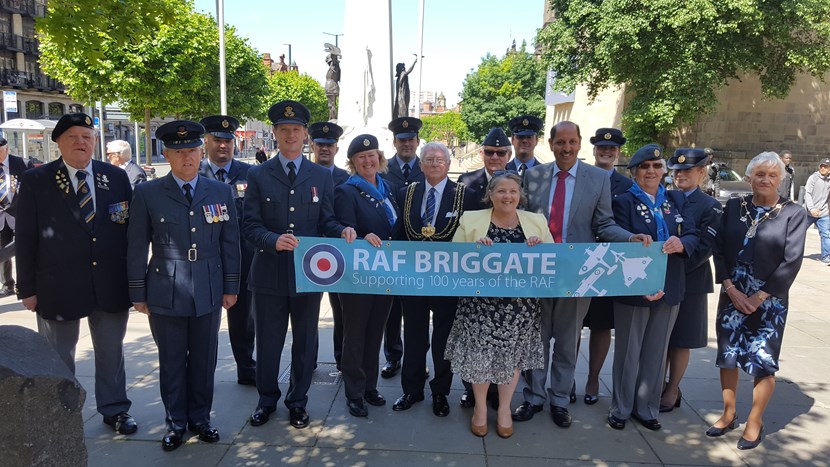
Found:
[383,296,404,362]
[0,224,14,287]
[400,296,458,396]
[226,275,255,381]
[340,293,392,400]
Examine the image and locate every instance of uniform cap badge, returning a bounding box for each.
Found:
[604,133,612,140]
[402,120,409,128]
[522,118,529,126]
[84,116,92,125]
[221,119,229,128]
[323,125,329,133]
[654,149,661,157]
[677,155,686,163]
[284,106,295,117]
[363,138,370,147]
[177,126,188,136]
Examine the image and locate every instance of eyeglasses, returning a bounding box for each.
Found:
[421,158,447,166]
[638,162,664,170]
[492,169,519,176]
[483,149,509,157]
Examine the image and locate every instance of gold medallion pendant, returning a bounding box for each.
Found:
[421,225,436,238]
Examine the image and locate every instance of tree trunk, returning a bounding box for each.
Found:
[144,107,152,165]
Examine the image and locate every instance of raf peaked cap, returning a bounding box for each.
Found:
[52,113,95,142]
[590,128,626,147]
[627,144,664,169]
[309,122,343,144]
[482,127,511,147]
[388,117,422,139]
[268,100,310,126]
[347,134,379,157]
[200,115,239,139]
[156,120,205,149]
[508,115,544,136]
[668,148,708,170]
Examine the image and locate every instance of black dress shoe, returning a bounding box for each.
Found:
[607,414,626,430]
[289,407,310,429]
[487,390,500,410]
[659,389,682,413]
[162,430,184,451]
[551,406,572,428]
[459,390,475,408]
[347,398,368,417]
[737,425,764,450]
[103,412,138,435]
[432,394,450,417]
[392,392,425,411]
[250,406,276,427]
[381,361,401,378]
[583,394,599,405]
[632,413,661,431]
[364,390,386,406]
[512,402,543,422]
[189,423,220,443]
[706,415,739,437]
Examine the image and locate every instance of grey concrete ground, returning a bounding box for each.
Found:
[1,229,828,466]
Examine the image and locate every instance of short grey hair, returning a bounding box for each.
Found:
[420,141,451,163]
[106,140,132,162]
[745,151,785,177]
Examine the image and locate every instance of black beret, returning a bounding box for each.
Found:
[52,113,95,142]
[347,134,379,157]
[0,137,6,147]
[508,115,543,136]
[156,120,205,149]
[589,128,626,147]
[627,144,664,169]
[388,117,422,139]
[199,115,239,139]
[482,127,510,147]
[268,100,310,126]
[309,122,343,143]
[667,148,708,170]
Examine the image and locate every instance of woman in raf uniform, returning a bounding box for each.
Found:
[334,134,402,418]
[707,152,807,450]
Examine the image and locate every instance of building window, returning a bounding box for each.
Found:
[25,100,44,119]
[48,102,64,117]
[68,104,83,113]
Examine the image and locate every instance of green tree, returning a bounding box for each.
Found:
[537,0,830,150]
[265,72,328,124]
[420,111,470,147]
[460,42,546,141]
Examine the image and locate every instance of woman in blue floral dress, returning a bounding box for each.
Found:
[710,152,808,450]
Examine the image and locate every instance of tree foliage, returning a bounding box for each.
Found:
[420,110,470,146]
[537,0,830,149]
[460,42,546,141]
[265,72,328,124]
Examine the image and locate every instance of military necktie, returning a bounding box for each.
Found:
[216,168,227,183]
[287,161,297,185]
[0,170,9,208]
[183,183,193,204]
[76,170,95,223]
[422,187,436,226]
[519,163,527,177]
[402,163,411,181]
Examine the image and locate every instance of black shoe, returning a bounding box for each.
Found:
[459,390,475,408]
[250,406,276,427]
[103,412,138,435]
[392,392,425,411]
[381,361,401,378]
[289,407,309,429]
[364,390,386,406]
[188,423,220,443]
[551,406,572,428]
[607,414,626,430]
[583,394,599,405]
[632,413,661,431]
[659,388,682,413]
[347,398,368,417]
[432,394,450,417]
[706,415,739,437]
[161,430,184,451]
[737,425,764,450]
[512,402,543,422]
[487,391,500,410]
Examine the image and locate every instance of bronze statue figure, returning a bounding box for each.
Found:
[393,56,417,118]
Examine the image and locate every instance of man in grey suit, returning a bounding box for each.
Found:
[514,121,649,428]
[106,140,146,188]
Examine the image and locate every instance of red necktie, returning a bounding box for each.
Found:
[548,170,568,243]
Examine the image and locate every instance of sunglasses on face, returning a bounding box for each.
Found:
[483,149,509,157]
[638,162,664,170]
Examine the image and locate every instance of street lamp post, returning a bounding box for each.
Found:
[323,32,342,47]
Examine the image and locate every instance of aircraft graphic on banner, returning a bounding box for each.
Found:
[574,243,654,297]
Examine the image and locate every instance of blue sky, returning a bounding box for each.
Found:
[193,0,545,107]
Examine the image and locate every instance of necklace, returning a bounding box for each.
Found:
[739,196,789,238]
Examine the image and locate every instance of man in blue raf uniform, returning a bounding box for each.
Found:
[15,112,137,436]
[458,127,512,206]
[243,100,355,429]
[198,114,256,386]
[506,115,543,176]
[127,120,241,451]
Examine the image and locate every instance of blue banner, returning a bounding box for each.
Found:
[294,237,667,298]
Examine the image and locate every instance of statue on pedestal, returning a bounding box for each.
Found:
[324,43,342,121]
[393,56,417,118]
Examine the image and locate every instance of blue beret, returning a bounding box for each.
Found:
[667,148,708,170]
[388,117,422,139]
[482,127,510,147]
[589,128,626,147]
[199,115,239,139]
[347,134,379,157]
[509,115,543,136]
[309,122,343,143]
[268,100,310,126]
[627,144,664,169]
[52,113,94,142]
[156,120,205,149]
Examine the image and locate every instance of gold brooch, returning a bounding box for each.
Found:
[421,225,436,238]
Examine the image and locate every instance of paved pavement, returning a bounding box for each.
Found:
[2,229,828,466]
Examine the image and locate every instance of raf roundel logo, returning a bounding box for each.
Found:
[302,243,345,286]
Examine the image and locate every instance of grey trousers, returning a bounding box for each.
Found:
[520,297,591,408]
[36,310,132,418]
[610,301,679,421]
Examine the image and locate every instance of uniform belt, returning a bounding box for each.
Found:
[152,246,220,262]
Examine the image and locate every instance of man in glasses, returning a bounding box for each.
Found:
[106,140,147,189]
[458,127,512,208]
[506,115,543,177]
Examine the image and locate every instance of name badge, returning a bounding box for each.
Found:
[108,201,129,224]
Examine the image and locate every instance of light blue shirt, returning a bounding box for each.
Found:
[393,154,416,173]
[278,153,304,176]
[172,173,198,197]
[547,160,580,242]
[207,160,231,181]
